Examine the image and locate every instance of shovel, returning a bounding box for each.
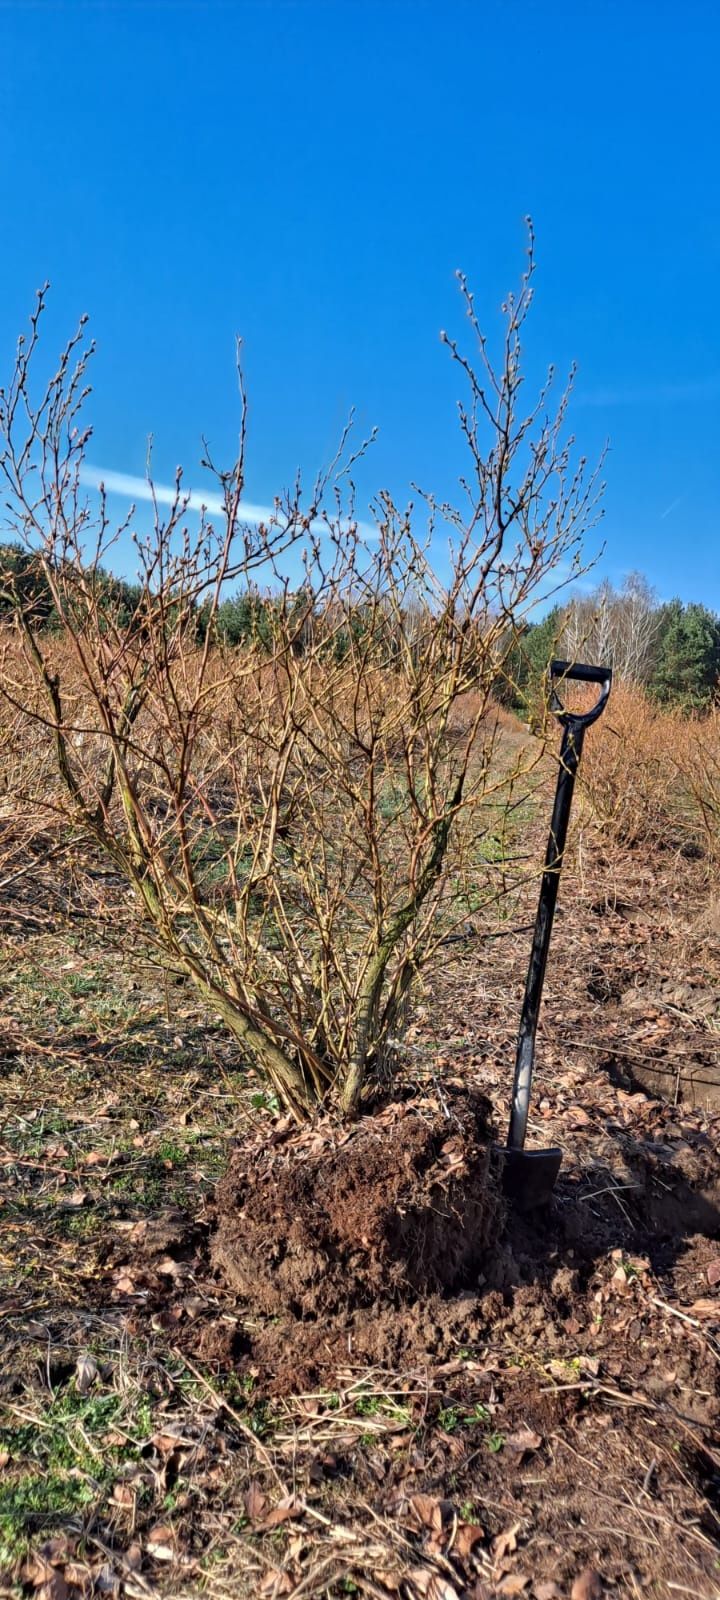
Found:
[500,658,612,1210]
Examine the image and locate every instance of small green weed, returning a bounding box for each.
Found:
[250,1090,280,1113]
[155,1139,188,1166]
[439,1401,491,1433]
[354,1394,381,1418]
[353,1391,411,1426]
[0,1472,95,1564]
[0,1384,156,1564]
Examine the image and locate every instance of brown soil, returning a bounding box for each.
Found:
[166,1066,720,1595]
[211,1087,498,1319]
[199,1069,720,1398]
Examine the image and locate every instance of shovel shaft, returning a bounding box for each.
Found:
[507,718,584,1152]
[506,658,612,1157]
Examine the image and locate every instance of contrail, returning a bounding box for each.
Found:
[80,465,378,542]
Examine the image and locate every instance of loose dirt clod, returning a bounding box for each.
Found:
[205,1075,720,1392]
[212,1089,499,1327]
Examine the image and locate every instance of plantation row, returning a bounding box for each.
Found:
[3,539,719,711]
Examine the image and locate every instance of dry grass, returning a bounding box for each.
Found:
[579,681,713,855]
[683,705,720,865]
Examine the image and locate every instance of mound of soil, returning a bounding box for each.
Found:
[212,1087,499,1323]
[201,1076,720,1394]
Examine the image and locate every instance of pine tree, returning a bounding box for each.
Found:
[651,600,720,709]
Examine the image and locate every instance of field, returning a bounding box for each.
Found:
[2,696,720,1600]
[1,7,718,1596]
[2,8,718,1597]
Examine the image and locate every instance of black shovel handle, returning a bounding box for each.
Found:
[549,659,612,728]
[506,657,612,1158]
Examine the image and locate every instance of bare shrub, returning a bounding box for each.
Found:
[678,706,720,865]
[579,681,696,850]
[0,240,602,1117]
[0,675,57,909]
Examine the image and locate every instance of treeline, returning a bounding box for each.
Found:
[2,544,719,710]
[0,543,387,663]
[0,542,292,645]
[501,573,720,712]
[0,543,144,630]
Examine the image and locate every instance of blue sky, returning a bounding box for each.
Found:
[1,0,719,603]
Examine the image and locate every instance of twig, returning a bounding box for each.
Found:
[169,1346,287,1490]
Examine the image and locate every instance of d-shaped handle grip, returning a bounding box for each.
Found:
[549,658,612,727]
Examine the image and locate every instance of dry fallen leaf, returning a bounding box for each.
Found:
[706,1259,720,1288]
[498,1578,530,1597]
[243,1480,268,1524]
[492,1522,521,1562]
[146,1523,178,1562]
[156,1255,185,1279]
[506,1427,542,1455]
[687,1298,720,1319]
[261,1494,305,1530]
[534,1585,561,1600]
[43,1539,76,1565]
[75,1353,98,1395]
[152,1429,187,1455]
[259,1569,293,1597]
[454,1521,485,1559]
[409,1493,444,1535]
[111,1482,135,1507]
[63,1565,92,1588]
[571,1568,603,1600]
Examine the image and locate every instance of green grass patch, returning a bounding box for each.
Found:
[0,1385,156,1564]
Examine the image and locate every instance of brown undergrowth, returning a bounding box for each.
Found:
[580,680,720,864]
